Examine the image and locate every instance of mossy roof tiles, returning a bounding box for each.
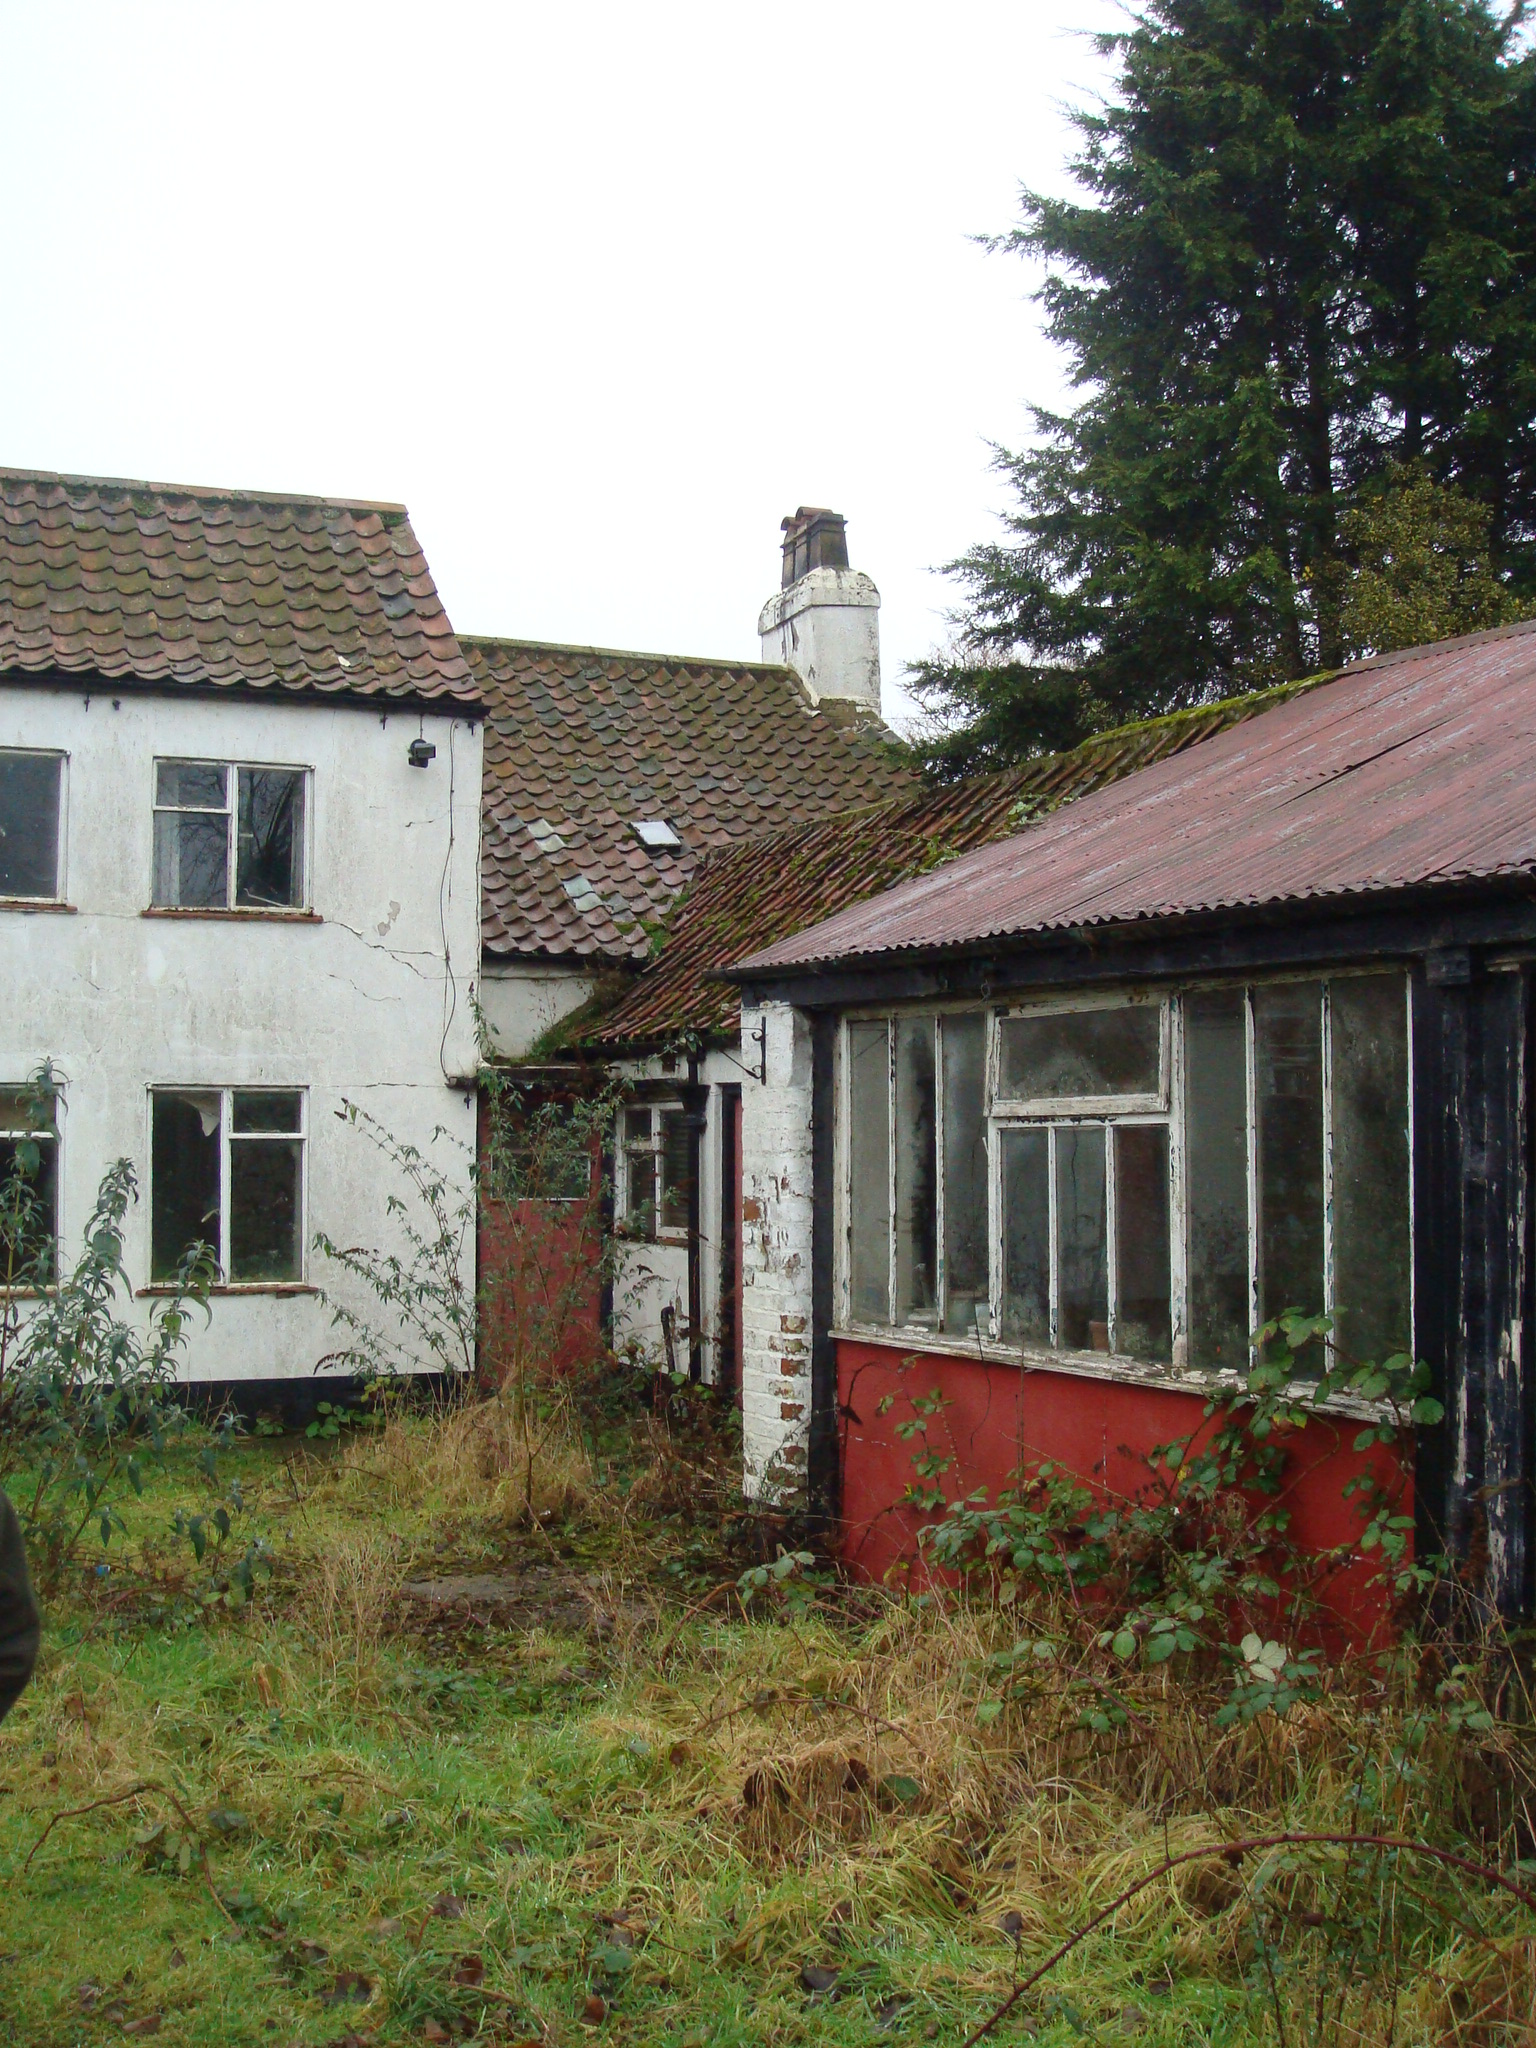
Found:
[0,468,479,710]
[471,636,912,965]
[587,681,1321,1048]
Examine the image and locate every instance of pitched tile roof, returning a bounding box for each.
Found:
[588,681,1316,1048]
[0,467,479,710]
[472,636,912,964]
[737,621,1536,978]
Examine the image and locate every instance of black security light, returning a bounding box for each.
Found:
[408,737,437,768]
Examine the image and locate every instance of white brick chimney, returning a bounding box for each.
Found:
[758,507,882,720]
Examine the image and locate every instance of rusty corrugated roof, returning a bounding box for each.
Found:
[472,636,912,964]
[735,620,1536,978]
[588,681,1316,1046]
[0,468,479,710]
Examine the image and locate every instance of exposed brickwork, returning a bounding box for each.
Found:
[738,999,815,1501]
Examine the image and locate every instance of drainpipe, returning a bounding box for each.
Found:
[808,1011,840,1528]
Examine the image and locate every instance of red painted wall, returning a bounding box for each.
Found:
[476,1093,606,1389]
[836,1339,1410,1643]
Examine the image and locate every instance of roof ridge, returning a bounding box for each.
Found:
[461,632,796,675]
[1336,610,1536,679]
[0,465,409,518]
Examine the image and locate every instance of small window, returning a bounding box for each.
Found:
[618,1104,691,1240]
[998,1003,1162,1106]
[153,761,306,910]
[0,1082,59,1286]
[0,751,63,900]
[632,819,681,852]
[151,1088,305,1283]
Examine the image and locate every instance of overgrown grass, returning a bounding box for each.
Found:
[0,1402,1532,2047]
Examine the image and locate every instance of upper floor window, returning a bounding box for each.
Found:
[153,760,307,911]
[842,976,1411,1378]
[0,750,63,901]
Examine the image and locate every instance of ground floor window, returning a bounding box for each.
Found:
[842,974,1411,1374]
[151,1089,305,1283]
[617,1103,691,1241]
[0,1082,59,1286]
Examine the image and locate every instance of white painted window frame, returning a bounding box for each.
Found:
[151,756,313,912]
[616,1101,689,1245]
[148,1085,309,1286]
[0,746,69,904]
[835,969,1414,1380]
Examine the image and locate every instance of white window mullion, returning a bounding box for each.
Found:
[1244,985,1260,1362]
[1168,994,1188,1370]
[1105,1121,1119,1355]
[1047,1123,1060,1349]
[1320,980,1335,1332]
[934,1016,947,1329]
[219,1089,232,1281]
[226,769,239,910]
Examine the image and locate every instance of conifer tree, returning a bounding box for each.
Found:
[916,0,1536,776]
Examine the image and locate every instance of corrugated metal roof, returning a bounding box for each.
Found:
[736,619,1536,977]
[586,683,1311,1047]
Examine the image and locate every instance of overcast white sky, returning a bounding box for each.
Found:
[0,4,1121,727]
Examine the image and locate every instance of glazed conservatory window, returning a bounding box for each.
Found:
[841,975,1411,1376]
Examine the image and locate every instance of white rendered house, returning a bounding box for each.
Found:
[0,469,483,1388]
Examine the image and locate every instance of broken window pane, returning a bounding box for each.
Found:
[1000,1005,1160,1102]
[659,1108,691,1234]
[154,760,229,908]
[1000,1127,1049,1343]
[152,1091,221,1281]
[0,1085,58,1284]
[894,1017,937,1324]
[237,768,305,908]
[942,1014,988,1335]
[1057,1125,1108,1350]
[1255,981,1325,1334]
[1186,990,1250,1370]
[1331,974,1411,1365]
[230,1135,302,1281]
[0,752,61,899]
[848,1020,890,1323]
[1115,1124,1171,1361]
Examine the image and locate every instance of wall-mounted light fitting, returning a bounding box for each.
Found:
[408,737,437,768]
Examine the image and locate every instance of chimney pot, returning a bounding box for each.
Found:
[780,506,850,588]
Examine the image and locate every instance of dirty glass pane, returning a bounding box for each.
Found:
[1255,981,1325,1333]
[894,1017,937,1324]
[156,761,227,809]
[1115,1124,1171,1360]
[237,768,305,908]
[848,1020,891,1323]
[0,752,61,898]
[1331,974,1411,1365]
[154,810,228,907]
[0,1087,58,1283]
[1000,1005,1161,1102]
[659,1108,692,1233]
[1001,1127,1049,1343]
[1057,1126,1108,1350]
[232,1091,302,1134]
[152,1092,222,1281]
[1186,991,1250,1370]
[230,1137,302,1281]
[620,1107,654,1234]
[941,1014,988,1335]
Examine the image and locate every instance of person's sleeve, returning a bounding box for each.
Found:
[0,1488,40,1722]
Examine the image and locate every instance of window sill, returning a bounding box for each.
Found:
[141,907,321,923]
[0,898,75,914]
[832,1322,1384,1420]
[136,1282,318,1298]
